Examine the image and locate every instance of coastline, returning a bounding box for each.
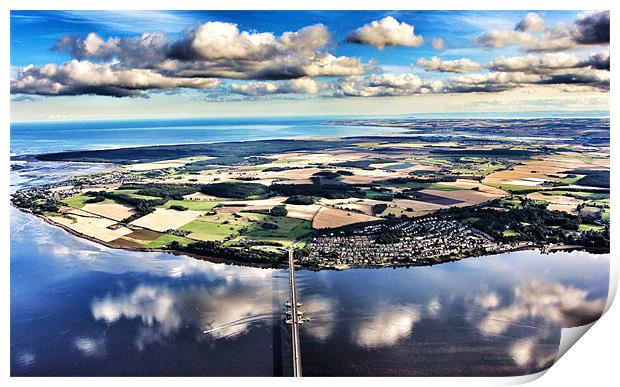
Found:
[18,207,607,272]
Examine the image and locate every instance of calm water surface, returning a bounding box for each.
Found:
[11,205,609,376]
[10,119,610,376]
[10,117,404,155]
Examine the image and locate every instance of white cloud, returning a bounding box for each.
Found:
[515,12,545,32]
[230,77,324,96]
[346,16,423,49]
[476,11,609,52]
[335,73,426,97]
[11,60,220,97]
[417,56,481,73]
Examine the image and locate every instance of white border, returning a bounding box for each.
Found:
[2,1,617,386]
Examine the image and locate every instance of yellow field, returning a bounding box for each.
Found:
[50,209,133,242]
[312,207,379,229]
[82,203,136,221]
[130,208,205,232]
[284,204,322,221]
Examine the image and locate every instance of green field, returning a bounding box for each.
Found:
[502,229,520,237]
[542,190,609,200]
[144,234,195,248]
[490,183,538,193]
[111,189,161,200]
[158,199,219,211]
[178,212,312,244]
[61,194,114,208]
[601,209,610,222]
[578,224,605,232]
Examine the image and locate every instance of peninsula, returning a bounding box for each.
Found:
[11,118,610,269]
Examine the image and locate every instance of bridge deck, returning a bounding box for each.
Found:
[288,249,302,377]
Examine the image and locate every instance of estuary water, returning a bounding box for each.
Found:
[10,117,610,376]
[10,116,403,156]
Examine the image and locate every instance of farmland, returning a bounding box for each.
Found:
[11,118,609,268]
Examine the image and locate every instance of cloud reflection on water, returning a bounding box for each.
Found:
[90,279,284,350]
[353,305,422,348]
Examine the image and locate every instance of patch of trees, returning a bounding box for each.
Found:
[285,195,316,205]
[435,199,609,248]
[375,230,402,244]
[313,171,341,179]
[84,195,106,204]
[11,192,61,214]
[566,170,609,188]
[85,190,166,222]
[36,138,355,164]
[372,203,388,215]
[132,184,199,200]
[383,175,457,185]
[271,179,360,199]
[167,240,286,265]
[262,166,302,172]
[181,156,274,172]
[200,182,270,199]
[328,158,393,170]
[169,205,188,211]
[261,222,279,230]
[269,205,288,216]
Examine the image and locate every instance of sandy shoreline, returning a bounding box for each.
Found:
[14,207,607,272]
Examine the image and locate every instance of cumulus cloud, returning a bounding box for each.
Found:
[230,77,324,96]
[335,73,428,97]
[11,60,220,97]
[573,10,610,45]
[488,51,610,73]
[431,37,445,51]
[417,56,481,73]
[13,21,364,97]
[346,16,423,49]
[476,11,609,52]
[515,12,545,32]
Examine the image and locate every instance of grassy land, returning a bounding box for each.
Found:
[489,183,539,193]
[541,190,609,200]
[158,199,219,211]
[178,212,312,244]
[61,194,114,208]
[578,224,605,232]
[111,189,161,200]
[601,209,610,222]
[144,234,195,248]
[558,175,584,185]
[502,229,520,237]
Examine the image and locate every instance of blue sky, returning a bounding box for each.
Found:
[10,10,609,120]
